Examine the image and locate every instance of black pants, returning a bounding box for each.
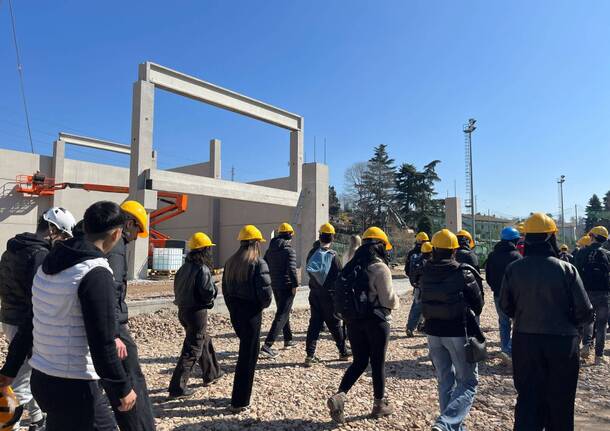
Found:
[582,291,609,357]
[305,289,346,357]
[227,298,263,408]
[338,317,390,400]
[264,288,295,346]
[102,324,156,431]
[31,369,116,431]
[512,332,580,431]
[168,307,222,395]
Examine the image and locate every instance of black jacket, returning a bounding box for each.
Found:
[306,241,342,292]
[264,237,299,290]
[222,258,272,309]
[1,238,131,400]
[455,245,480,271]
[106,237,129,328]
[485,240,522,296]
[559,251,574,264]
[410,254,431,289]
[173,259,217,309]
[0,233,51,326]
[420,259,484,337]
[404,244,422,277]
[574,242,610,292]
[500,246,593,336]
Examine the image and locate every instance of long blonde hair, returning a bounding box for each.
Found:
[224,240,261,285]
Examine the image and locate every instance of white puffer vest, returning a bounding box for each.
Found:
[29,257,112,380]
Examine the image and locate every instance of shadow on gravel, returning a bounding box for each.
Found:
[172,417,338,430]
[153,396,232,419]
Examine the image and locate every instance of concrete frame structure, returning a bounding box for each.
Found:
[445,197,462,233]
[128,62,323,279]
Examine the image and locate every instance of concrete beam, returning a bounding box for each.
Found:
[139,62,302,131]
[445,197,462,232]
[58,132,131,155]
[145,168,300,207]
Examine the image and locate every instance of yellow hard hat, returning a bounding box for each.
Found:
[432,229,460,250]
[516,222,526,235]
[415,232,429,243]
[278,222,295,235]
[238,225,265,242]
[421,242,433,254]
[120,200,149,238]
[560,244,569,251]
[456,229,475,249]
[188,232,215,250]
[577,235,592,247]
[524,212,558,234]
[319,223,336,235]
[589,226,609,239]
[362,226,392,250]
[0,387,21,430]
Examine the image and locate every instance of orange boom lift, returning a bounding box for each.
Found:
[15,173,188,254]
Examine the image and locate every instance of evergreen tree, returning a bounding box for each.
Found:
[395,163,418,222]
[395,160,442,224]
[585,194,603,231]
[329,185,341,216]
[416,215,433,237]
[604,190,610,211]
[361,144,397,228]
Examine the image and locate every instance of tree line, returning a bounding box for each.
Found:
[585,191,610,231]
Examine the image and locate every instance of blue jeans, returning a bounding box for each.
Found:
[406,288,423,331]
[493,295,512,355]
[428,335,478,431]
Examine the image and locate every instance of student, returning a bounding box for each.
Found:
[500,213,592,430]
[104,200,156,431]
[327,227,399,423]
[0,207,76,431]
[455,229,480,271]
[405,241,433,337]
[304,223,350,366]
[342,234,362,266]
[0,201,136,431]
[168,232,223,398]
[222,225,272,413]
[404,232,429,279]
[260,223,299,359]
[421,229,484,431]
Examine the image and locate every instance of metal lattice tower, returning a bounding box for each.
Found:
[463,118,477,237]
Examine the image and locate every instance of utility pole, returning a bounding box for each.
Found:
[575,204,579,239]
[558,175,566,242]
[463,118,477,239]
[231,166,235,182]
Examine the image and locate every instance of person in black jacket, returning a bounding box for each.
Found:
[420,229,483,431]
[404,231,429,279]
[559,244,575,264]
[500,213,593,431]
[168,232,223,399]
[304,223,350,366]
[260,223,299,359]
[485,227,522,363]
[405,241,433,337]
[455,229,479,271]
[574,226,610,365]
[0,201,136,431]
[222,225,272,413]
[103,200,156,431]
[0,207,76,431]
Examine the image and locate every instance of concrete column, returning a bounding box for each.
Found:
[52,139,65,207]
[208,139,221,268]
[289,127,303,192]
[445,197,462,233]
[128,80,157,280]
[298,163,329,283]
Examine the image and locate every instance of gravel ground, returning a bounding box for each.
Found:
[123,290,610,431]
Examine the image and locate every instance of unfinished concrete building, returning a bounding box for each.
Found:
[0,62,328,280]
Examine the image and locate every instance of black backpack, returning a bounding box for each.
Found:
[582,249,610,291]
[333,259,374,321]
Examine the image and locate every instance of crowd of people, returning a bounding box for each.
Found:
[0,199,608,431]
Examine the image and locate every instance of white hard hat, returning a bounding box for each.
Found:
[43,207,76,237]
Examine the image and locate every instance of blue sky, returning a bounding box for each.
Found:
[1,1,609,219]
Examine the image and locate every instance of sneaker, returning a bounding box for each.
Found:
[581,346,592,364]
[203,370,225,387]
[284,340,298,349]
[327,392,346,424]
[499,352,512,368]
[167,388,195,400]
[228,404,250,414]
[339,349,352,361]
[260,344,278,359]
[594,356,607,365]
[431,426,444,431]
[304,355,322,367]
[371,398,393,419]
[406,329,415,338]
[28,416,46,431]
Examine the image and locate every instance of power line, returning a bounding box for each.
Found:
[7,0,35,154]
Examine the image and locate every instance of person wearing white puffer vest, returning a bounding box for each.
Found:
[0,201,137,431]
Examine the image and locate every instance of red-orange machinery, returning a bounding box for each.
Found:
[16,173,188,254]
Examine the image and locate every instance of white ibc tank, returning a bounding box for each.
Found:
[152,248,183,271]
